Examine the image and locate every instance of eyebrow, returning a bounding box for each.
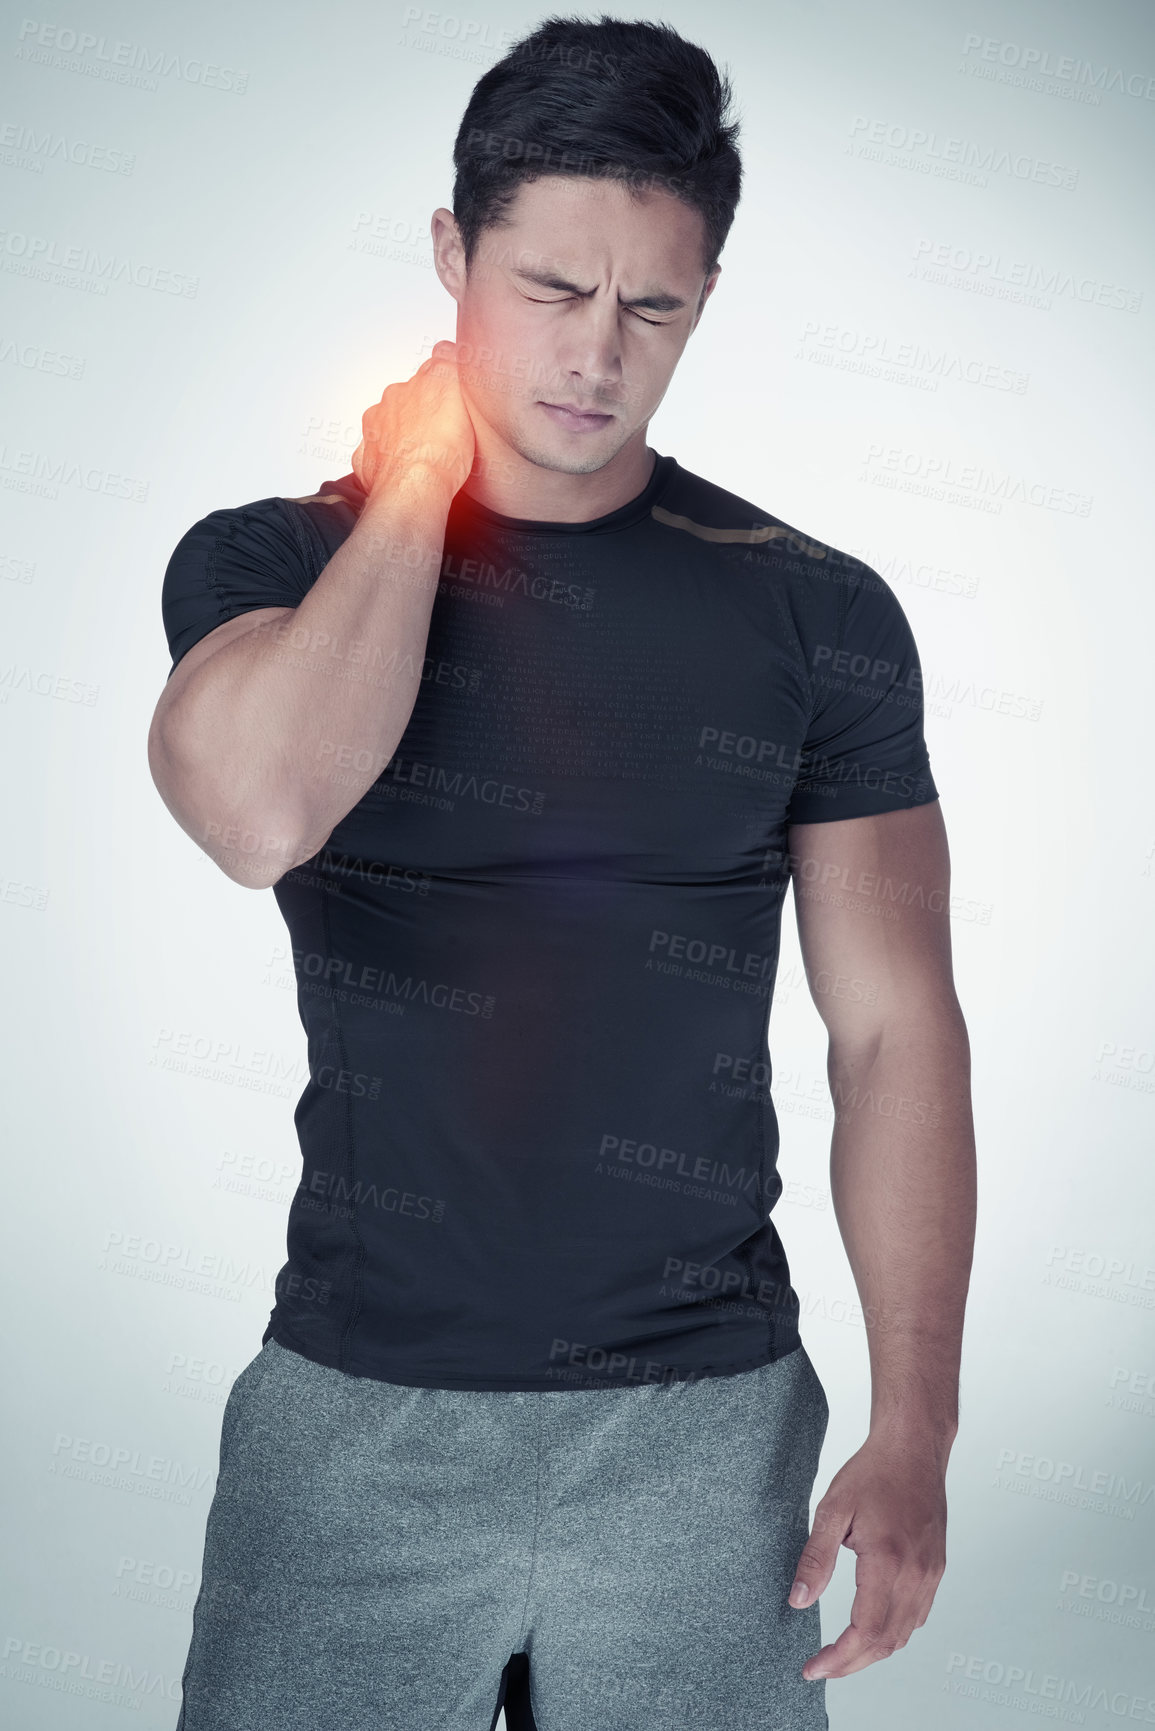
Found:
[511,266,687,314]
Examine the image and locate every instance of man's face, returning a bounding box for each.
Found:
[433,174,719,477]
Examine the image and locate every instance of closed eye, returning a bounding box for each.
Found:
[523,296,662,328]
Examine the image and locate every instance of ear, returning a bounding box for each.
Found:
[431,208,467,304]
[690,266,721,333]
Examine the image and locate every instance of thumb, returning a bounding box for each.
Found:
[429,338,459,370]
[788,1495,848,1608]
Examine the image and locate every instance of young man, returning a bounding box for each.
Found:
[149,17,975,1731]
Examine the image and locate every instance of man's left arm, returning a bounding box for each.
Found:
[784,797,976,1681]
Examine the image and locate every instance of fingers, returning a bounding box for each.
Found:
[351,337,473,499]
[802,1542,901,1680]
[801,1543,941,1681]
[420,339,457,377]
[788,1494,849,1610]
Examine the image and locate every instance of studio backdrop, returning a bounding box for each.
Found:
[3,1,1152,1727]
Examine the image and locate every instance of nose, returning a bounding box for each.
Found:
[554,298,625,398]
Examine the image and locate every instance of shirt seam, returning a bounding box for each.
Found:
[202,520,231,634]
[320,886,368,1373]
[756,960,777,1365]
[828,557,853,720]
[276,492,337,571]
[513,1406,545,1648]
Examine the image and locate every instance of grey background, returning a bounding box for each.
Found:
[2,0,1152,1726]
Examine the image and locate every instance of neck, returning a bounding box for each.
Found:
[458,427,656,523]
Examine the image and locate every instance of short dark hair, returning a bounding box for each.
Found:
[451,15,743,281]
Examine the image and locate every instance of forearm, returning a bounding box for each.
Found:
[153,472,453,886]
[826,1002,976,1459]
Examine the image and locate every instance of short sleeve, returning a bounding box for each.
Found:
[160,497,312,680]
[786,561,939,824]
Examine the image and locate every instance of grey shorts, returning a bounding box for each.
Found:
[176,1335,830,1731]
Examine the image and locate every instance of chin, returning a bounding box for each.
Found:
[512,426,626,476]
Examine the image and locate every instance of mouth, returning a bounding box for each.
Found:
[538,401,615,432]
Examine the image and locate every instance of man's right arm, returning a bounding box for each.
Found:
[147,471,455,889]
[148,341,476,890]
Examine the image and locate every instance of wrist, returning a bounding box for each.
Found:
[364,454,463,510]
[868,1405,958,1463]
[358,464,456,540]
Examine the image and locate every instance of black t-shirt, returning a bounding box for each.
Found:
[160,450,939,1390]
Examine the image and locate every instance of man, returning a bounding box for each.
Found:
[149,16,975,1731]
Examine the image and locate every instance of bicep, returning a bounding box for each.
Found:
[157,603,296,707]
[787,799,957,1055]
